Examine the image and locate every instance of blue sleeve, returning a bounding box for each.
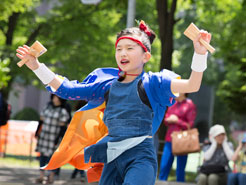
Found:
[143,69,180,108]
[46,68,118,103]
[46,77,104,102]
[142,69,180,135]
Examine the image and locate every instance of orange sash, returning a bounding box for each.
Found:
[43,103,107,182]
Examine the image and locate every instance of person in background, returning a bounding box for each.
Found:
[35,94,70,184]
[197,124,234,185]
[159,93,197,182]
[227,133,246,185]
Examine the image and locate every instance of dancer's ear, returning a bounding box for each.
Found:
[143,52,151,64]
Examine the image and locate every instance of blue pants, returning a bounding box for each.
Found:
[227,173,246,185]
[99,138,157,185]
[159,142,188,182]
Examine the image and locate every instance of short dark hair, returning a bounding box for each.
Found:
[50,94,67,107]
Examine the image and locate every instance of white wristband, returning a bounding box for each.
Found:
[33,63,55,84]
[191,52,208,72]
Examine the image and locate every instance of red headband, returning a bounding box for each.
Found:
[115,36,148,52]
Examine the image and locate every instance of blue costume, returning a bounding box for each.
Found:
[46,68,179,185]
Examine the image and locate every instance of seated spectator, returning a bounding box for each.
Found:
[227,133,246,185]
[197,124,234,185]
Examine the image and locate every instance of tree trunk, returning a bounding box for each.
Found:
[156,0,177,70]
[156,0,178,164]
[26,24,43,45]
[5,12,20,45]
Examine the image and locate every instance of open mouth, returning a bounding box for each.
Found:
[120,59,129,65]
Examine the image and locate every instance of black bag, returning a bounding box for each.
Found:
[200,164,226,175]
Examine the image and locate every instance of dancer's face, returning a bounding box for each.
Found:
[115,37,150,74]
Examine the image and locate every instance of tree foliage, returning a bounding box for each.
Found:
[0,58,11,89]
[0,0,127,91]
[0,0,245,116]
[0,0,37,90]
[216,0,246,115]
[172,0,245,116]
[194,0,246,115]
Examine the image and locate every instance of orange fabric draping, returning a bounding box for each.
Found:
[43,103,107,182]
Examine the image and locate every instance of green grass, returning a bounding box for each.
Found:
[0,156,74,170]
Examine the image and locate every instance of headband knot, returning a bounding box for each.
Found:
[139,20,151,37]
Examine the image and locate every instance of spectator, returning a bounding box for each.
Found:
[35,94,70,184]
[159,93,197,182]
[227,133,246,185]
[197,124,234,185]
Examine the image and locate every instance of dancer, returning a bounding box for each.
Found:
[16,20,211,185]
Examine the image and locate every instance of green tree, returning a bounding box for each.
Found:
[194,0,246,117]
[1,0,160,92]
[216,0,246,115]
[0,0,36,87]
[170,0,245,123]
[0,0,40,94]
[156,0,177,70]
[0,58,11,89]
[0,0,126,94]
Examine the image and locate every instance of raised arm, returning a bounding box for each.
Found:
[171,31,211,94]
[231,142,242,162]
[16,45,62,91]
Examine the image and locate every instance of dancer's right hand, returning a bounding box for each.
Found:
[16,45,41,70]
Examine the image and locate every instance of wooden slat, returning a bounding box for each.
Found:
[184,23,215,53]
[17,41,47,67]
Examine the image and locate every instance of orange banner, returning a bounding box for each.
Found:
[0,120,39,157]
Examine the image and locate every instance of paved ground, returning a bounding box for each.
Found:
[0,166,96,185]
[0,166,195,185]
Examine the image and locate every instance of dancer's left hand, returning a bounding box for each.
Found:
[193,30,211,55]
